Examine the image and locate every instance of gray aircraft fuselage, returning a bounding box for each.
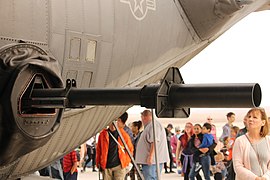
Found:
[0,0,269,179]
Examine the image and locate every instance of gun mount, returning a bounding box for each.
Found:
[28,69,261,118]
[0,43,261,166]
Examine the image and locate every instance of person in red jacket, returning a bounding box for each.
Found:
[96,122,134,180]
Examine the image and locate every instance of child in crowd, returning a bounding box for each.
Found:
[220,137,230,165]
[223,126,239,180]
[63,150,78,180]
[227,126,239,161]
[212,152,226,180]
[193,122,214,171]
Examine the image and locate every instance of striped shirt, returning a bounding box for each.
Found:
[63,150,78,173]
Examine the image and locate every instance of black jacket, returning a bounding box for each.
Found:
[188,133,217,155]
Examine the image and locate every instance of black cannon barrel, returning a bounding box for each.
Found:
[169,83,261,108]
[31,87,143,106]
[68,88,142,105]
[31,83,261,108]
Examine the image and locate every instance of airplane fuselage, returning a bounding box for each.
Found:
[0,0,269,179]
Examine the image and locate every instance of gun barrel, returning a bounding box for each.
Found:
[69,88,142,105]
[170,83,261,108]
[31,83,261,108]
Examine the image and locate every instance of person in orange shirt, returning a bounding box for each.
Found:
[227,126,239,161]
[224,126,239,180]
[96,122,134,180]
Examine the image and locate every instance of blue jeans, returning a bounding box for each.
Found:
[141,163,163,180]
[189,155,211,180]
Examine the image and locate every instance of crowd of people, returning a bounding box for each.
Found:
[39,107,270,180]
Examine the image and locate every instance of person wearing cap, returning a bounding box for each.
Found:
[164,124,175,173]
[117,112,135,179]
[117,112,134,145]
[135,109,169,180]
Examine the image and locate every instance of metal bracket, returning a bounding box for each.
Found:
[156,67,190,118]
[65,79,85,108]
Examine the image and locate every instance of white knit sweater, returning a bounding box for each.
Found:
[233,135,270,180]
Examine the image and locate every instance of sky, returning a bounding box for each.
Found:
[128,10,270,115]
[181,10,270,107]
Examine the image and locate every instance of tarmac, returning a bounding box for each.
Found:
[22,167,215,179]
[22,169,182,180]
[78,167,182,180]
[77,167,215,180]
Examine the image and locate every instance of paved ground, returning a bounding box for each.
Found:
[78,168,182,180]
[22,168,215,179]
[22,168,182,180]
[78,167,215,180]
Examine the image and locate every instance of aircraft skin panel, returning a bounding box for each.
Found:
[83,0,101,35]
[0,0,269,179]
[0,1,14,39]
[50,0,113,88]
[48,0,200,88]
[50,0,78,67]
[65,0,84,32]
[49,33,66,67]
[10,106,129,178]
[107,0,198,87]
[217,0,270,36]
[99,0,114,43]
[125,43,208,87]
[256,2,270,11]
[179,0,270,40]
[50,0,66,35]
[95,42,114,87]
[0,0,49,45]
[0,0,205,89]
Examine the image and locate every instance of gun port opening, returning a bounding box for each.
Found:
[19,74,56,116]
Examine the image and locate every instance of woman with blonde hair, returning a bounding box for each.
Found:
[233,107,270,180]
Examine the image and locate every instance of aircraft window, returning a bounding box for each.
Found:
[69,37,81,61]
[86,40,97,63]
